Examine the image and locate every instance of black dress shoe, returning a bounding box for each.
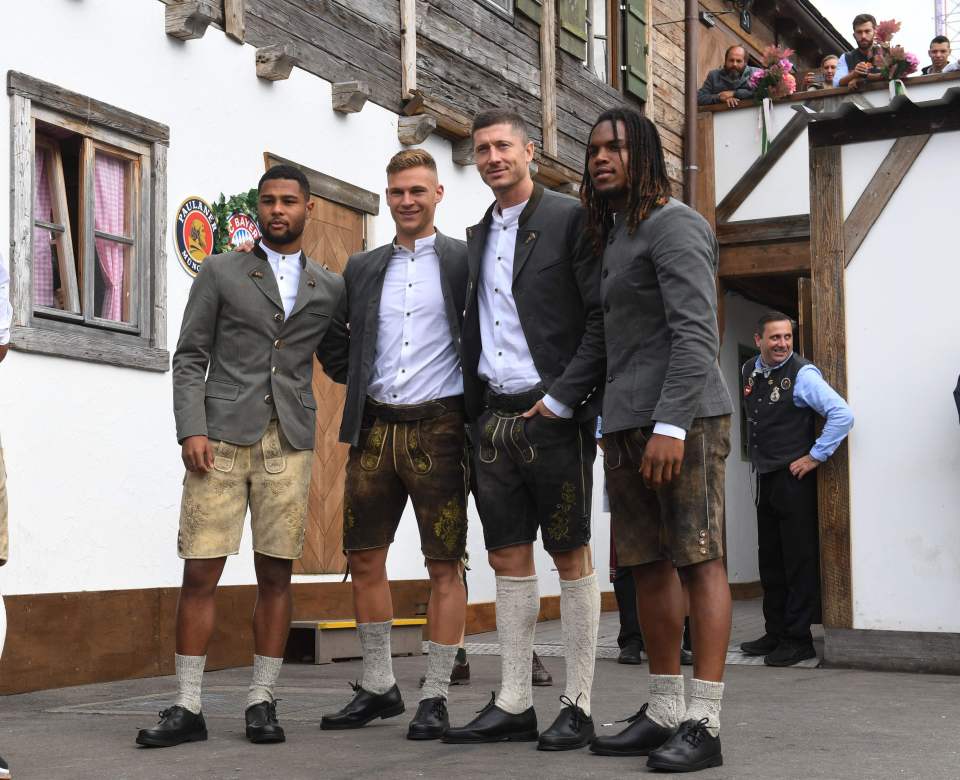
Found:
[537,696,594,751]
[617,643,644,665]
[136,705,208,747]
[589,702,673,757]
[646,718,722,772]
[532,652,553,686]
[320,682,405,730]
[680,647,694,666]
[740,633,780,656]
[245,700,285,744]
[0,752,10,779]
[764,639,817,667]
[442,692,538,743]
[407,697,449,740]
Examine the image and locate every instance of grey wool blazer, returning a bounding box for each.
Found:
[328,231,468,447]
[173,243,349,450]
[600,198,732,434]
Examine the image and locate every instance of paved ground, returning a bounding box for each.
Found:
[1,601,957,779]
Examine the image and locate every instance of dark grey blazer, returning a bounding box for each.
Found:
[329,231,468,447]
[600,198,732,433]
[461,184,605,422]
[173,244,348,450]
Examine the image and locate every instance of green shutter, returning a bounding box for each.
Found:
[623,0,649,101]
[517,0,542,23]
[559,0,587,59]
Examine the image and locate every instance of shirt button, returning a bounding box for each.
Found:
[498,351,502,356]
[406,312,410,317]
[404,341,409,346]
[602,269,609,278]
[607,375,615,383]
[274,313,283,322]
[401,368,406,373]
[408,283,412,288]
[495,320,500,326]
[494,287,500,293]
[264,394,272,404]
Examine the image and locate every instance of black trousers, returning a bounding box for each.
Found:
[613,566,643,649]
[756,467,822,642]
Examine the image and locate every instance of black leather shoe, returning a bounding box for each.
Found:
[320,681,405,730]
[537,696,594,751]
[647,718,722,772]
[0,752,10,779]
[680,647,694,666]
[740,633,779,656]
[136,705,208,747]
[764,639,817,667]
[442,692,538,743]
[532,652,553,686]
[589,702,673,757]
[245,700,285,743]
[407,696,449,740]
[617,643,644,665]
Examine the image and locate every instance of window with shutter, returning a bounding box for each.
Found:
[559,0,588,59]
[623,0,649,101]
[516,0,542,23]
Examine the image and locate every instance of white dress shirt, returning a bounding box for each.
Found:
[368,233,463,405]
[260,242,302,318]
[477,201,571,417]
[0,252,11,346]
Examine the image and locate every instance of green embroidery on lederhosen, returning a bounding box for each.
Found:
[479,415,500,463]
[343,498,356,530]
[546,481,577,541]
[360,420,389,471]
[433,495,465,553]
[405,420,432,475]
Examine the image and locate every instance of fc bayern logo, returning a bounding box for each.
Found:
[175,197,217,277]
[227,212,261,247]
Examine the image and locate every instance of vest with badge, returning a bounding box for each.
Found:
[741,353,816,474]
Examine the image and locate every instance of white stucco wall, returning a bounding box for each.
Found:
[0,0,612,604]
[843,129,960,633]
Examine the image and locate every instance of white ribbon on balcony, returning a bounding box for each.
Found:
[757,97,775,155]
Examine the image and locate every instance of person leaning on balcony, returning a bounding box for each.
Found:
[697,45,761,108]
[835,14,886,88]
[804,54,839,89]
[922,36,959,75]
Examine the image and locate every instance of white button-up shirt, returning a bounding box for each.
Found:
[0,252,11,346]
[260,242,302,318]
[477,201,570,417]
[368,233,463,405]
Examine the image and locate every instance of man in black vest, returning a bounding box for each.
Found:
[739,312,853,667]
[836,13,885,88]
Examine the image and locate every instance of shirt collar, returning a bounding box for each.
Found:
[492,200,528,229]
[259,241,301,265]
[392,232,437,255]
[756,351,795,373]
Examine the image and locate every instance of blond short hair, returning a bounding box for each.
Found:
[386,149,437,176]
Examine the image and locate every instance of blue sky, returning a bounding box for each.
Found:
[816,1,938,62]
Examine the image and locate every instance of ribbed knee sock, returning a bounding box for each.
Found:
[420,641,459,701]
[494,575,539,714]
[685,678,724,736]
[173,653,205,715]
[559,572,600,715]
[247,654,283,708]
[647,673,685,728]
[358,620,395,695]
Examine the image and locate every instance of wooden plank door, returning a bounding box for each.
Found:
[295,195,364,574]
[797,277,813,360]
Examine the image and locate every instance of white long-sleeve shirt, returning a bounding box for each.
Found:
[260,242,302,318]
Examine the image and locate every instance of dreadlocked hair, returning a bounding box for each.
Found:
[581,106,672,256]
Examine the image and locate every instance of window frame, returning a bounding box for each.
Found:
[478,0,514,22]
[7,71,170,372]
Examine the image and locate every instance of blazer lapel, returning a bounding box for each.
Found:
[361,244,395,368]
[512,183,544,283]
[247,244,282,311]
[435,232,461,341]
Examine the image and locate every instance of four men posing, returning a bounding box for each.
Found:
[150,96,846,772]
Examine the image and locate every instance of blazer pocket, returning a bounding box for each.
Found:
[537,258,566,274]
[305,309,330,318]
[300,390,317,410]
[205,379,240,401]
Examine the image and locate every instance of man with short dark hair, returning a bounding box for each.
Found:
[739,313,853,667]
[136,165,348,748]
[584,106,733,773]
[442,108,604,751]
[922,36,958,75]
[836,14,885,87]
[319,149,470,741]
[697,46,760,108]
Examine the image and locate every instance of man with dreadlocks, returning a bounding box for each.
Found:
[583,107,733,773]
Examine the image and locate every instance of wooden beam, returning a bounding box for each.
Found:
[400,0,417,99]
[540,0,558,158]
[843,134,931,266]
[715,111,812,224]
[256,43,297,81]
[717,214,810,245]
[719,240,810,278]
[331,81,370,114]
[452,136,475,166]
[398,114,436,145]
[402,91,471,139]
[797,276,813,360]
[224,0,245,42]
[165,0,215,41]
[808,143,852,631]
[695,112,716,228]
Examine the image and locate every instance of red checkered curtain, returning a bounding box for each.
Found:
[33,147,54,308]
[93,153,126,321]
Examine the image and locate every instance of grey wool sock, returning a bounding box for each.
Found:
[420,641,459,702]
[647,673,685,728]
[358,620,396,695]
[559,572,601,715]
[247,654,283,708]
[494,574,540,715]
[174,653,206,715]
[685,678,724,736]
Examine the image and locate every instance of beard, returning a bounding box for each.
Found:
[261,220,305,246]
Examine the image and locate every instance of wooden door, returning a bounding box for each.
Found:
[797,277,813,360]
[295,195,364,574]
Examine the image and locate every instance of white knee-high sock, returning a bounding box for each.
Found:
[420,641,459,701]
[174,653,206,714]
[247,654,283,708]
[358,620,395,694]
[685,678,724,736]
[647,673,685,728]
[494,574,539,714]
[559,572,600,715]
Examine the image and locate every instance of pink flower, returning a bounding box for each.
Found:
[781,73,797,95]
[875,19,901,45]
[779,59,794,73]
[904,52,919,74]
[748,69,764,88]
